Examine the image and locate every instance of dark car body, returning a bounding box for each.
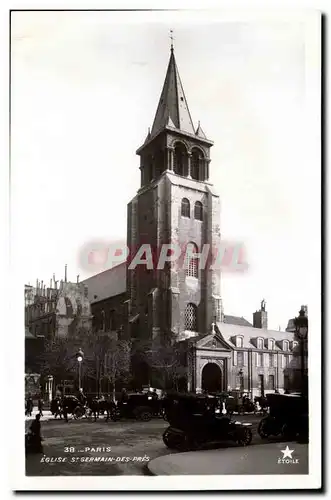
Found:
[61,395,87,419]
[112,392,161,421]
[162,392,252,451]
[258,393,308,442]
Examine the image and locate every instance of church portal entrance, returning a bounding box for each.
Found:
[201,362,223,393]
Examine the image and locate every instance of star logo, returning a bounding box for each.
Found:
[281,446,294,459]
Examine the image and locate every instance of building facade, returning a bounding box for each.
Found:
[78,44,302,396]
[25,275,92,340]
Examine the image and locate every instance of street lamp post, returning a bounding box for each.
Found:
[76,348,84,391]
[238,369,244,392]
[294,308,308,396]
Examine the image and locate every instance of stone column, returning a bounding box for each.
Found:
[205,159,211,181]
[187,152,192,179]
[195,357,202,393]
[46,375,53,403]
[167,147,174,171]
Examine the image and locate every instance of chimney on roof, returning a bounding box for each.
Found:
[253,299,268,329]
[301,305,308,317]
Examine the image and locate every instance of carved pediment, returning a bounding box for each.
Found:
[196,333,231,350]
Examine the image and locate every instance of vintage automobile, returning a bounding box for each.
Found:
[258,393,308,442]
[111,392,161,422]
[162,392,253,451]
[61,395,88,419]
[225,390,256,415]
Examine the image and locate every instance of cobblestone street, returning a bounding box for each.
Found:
[25,414,296,476]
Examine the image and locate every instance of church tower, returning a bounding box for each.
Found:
[127,45,222,356]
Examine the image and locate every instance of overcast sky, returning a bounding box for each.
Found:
[11,10,320,330]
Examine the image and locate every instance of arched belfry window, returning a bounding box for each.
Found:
[181,198,190,218]
[100,310,105,331]
[174,143,188,176]
[191,148,204,181]
[194,201,203,221]
[185,242,199,278]
[185,303,197,331]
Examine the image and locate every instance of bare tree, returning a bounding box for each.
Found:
[81,331,131,397]
[134,340,187,390]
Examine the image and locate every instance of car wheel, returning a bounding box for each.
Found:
[139,411,152,422]
[162,429,173,448]
[258,417,270,438]
[74,407,83,419]
[236,427,252,446]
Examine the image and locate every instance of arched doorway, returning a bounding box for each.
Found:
[201,362,223,393]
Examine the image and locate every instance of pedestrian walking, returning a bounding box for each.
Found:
[38,396,44,417]
[26,413,43,454]
[62,397,69,422]
[26,395,33,417]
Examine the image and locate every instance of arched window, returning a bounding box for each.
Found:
[109,309,115,331]
[174,143,188,176]
[185,303,197,331]
[283,340,289,351]
[194,201,203,221]
[185,242,199,278]
[191,148,203,181]
[148,161,154,182]
[268,339,275,350]
[257,337,264,349]
[181,198,190,218]
[236,336,244,348]
[100,310,105,331]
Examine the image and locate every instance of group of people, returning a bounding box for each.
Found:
[25,394,44,417]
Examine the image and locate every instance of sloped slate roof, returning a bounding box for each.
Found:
[223,315,253,327]
[82,262,127,304]
[150,48,195,138]
[217,322,294,349]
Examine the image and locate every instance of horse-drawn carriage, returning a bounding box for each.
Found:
[111,392,161,422]
[224,390,256,415]
[162,392,253,451]
[50,395,88,420]
[258,393,308,442]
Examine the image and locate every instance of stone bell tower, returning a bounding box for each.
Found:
[126,44,222,349]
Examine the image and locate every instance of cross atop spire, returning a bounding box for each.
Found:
[169,29,174,51]
[150,45,195,137]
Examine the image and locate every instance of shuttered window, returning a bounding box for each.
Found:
[237,352,244,366]
[256,352,263,367]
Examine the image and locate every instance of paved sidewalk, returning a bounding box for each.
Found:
[148,442,308,475]
[25,409,54,422]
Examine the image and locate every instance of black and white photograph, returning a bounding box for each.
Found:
[8,5,321,492]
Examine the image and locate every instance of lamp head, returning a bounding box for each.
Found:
[294,308,308,340]
[76,348,84,362]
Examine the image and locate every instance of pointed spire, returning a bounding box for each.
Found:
[195,120,207,138]
[170,29,174,51]
[150,47,195,137]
